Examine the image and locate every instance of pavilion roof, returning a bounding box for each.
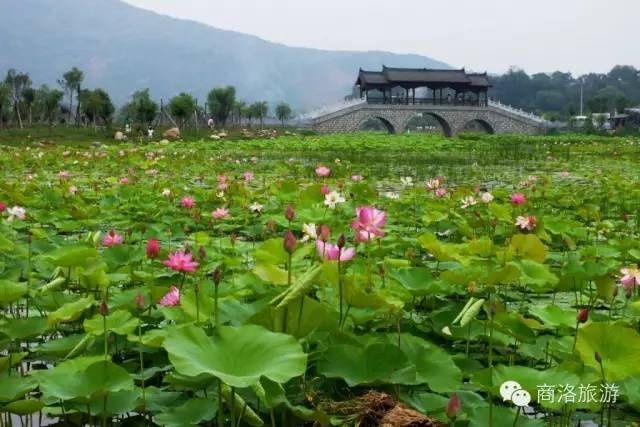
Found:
[356,66,491,89]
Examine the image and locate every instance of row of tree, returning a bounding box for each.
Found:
[0,67,115,129]
[0,67,294,129]
[489,65,640,120]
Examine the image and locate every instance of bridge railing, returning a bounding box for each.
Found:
[367,97,487,107]
[488,99,548,124]
[298,98,366,120]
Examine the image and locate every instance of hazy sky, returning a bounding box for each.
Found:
[124,0,639,76]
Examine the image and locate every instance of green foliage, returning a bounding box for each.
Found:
[123,88,158,125]
[207,86,236,126]
[275,102,293,125]
[0,133,639,425]
[168,92,197,129]
[79,88,115,124]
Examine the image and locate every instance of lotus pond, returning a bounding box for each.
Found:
[1,133,640,426]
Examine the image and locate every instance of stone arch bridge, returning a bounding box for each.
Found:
[311,100,548,136]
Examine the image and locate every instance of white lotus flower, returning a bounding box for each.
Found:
[6,206,26,221]
[301,223,317,242]
[460,196,477,209]
[400,176,414,187]
[324,191,345,209]
[480,192,494,203]
[249,202,263,213]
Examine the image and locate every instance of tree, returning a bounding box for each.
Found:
[232,101,246,126]
[58,67,84,125]
[124,89,158,127]
[251,101,268,127]
[207,86,236,127]
[4,69,31,128]
[0,83,10,128]
[22,87,36,125]
[39,85,64,129]
[243,104,254,126]
[168,93,197,129]
[275,102,293,126]
[80,88,115,129]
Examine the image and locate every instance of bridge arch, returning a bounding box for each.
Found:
[355,115,398,134]
[460,118,495,134]
[402,112,453,137]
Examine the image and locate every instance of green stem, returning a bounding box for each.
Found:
[230,387,236,427]
[214,283,220,330]
[26,231,32,318]
[488,292,494,427]
[572,321,579,353]
[103,313,108,361]
[217,380,224,427]
[138,322,145,413]
[195,282,200,324]
[338,258,343,327]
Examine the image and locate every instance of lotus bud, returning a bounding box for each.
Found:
[317,224,330,242]
[212,266,223,286]
[100,300,109,316]
[337,234,346,249]
[446,393,461,420]
[283,230,297,254]
[135,291,145,310]
[198,245,207,260]
[146,238,160,259]
[284,204,295,221]
[595,351,602,364]
[577,308,589,324]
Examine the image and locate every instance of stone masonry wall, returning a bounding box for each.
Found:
[313,104,544,136]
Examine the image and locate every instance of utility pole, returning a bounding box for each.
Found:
[580,78,584,116]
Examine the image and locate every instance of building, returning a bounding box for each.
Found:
[355,66,491,107]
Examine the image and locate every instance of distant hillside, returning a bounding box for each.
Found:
[0,0,450,110]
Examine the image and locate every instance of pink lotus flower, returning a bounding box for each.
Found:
[212,207,230,220]
[320,184,330,195]
[181,196,195,209]
[425,178,440,190]
[515,215,537,231]
[315,165,331,177]
[620,267,640,291]
[159,285,180,307]
[146,239,160,258]
[163,251,199,273]
[58,170,70,180]
[351,174,363,181]
[69,185,78,195]
[435,188,447,198]
[0,202,7,212]
[217,182,228,191]
[351,206,386,242]
[510,193,526,205]
[103,230,124,247]
[316,240,355,262]
[243,171,254,183]
[120,176,129,185]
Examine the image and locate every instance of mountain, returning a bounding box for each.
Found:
[0,0,450,110]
